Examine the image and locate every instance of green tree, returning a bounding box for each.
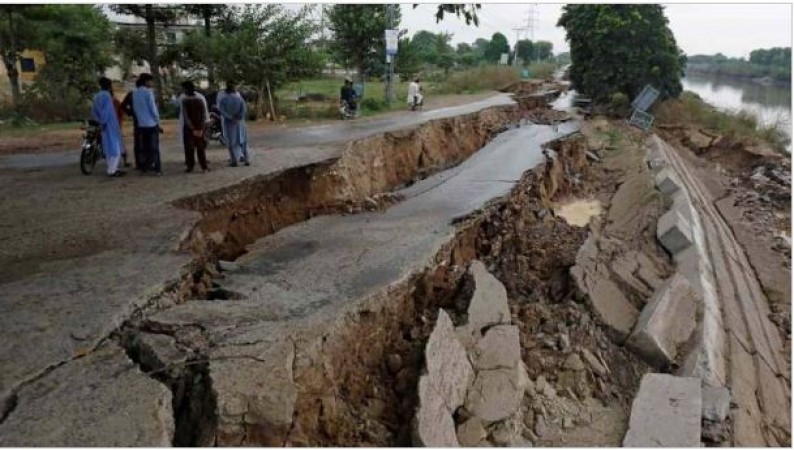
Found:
[558,4,686,103]
[535,40,553,60]
[485,32,509,63]
[110,4,182,106]
[327,4,400,80]
[0,6,38,110]
[182,5,229,87]
[411,30,439,65]
[395,37,421,81]
[430,4,481,25]
[515,39,534,64]
[184,5,324,116]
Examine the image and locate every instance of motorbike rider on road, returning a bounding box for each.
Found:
[340,77,358,116]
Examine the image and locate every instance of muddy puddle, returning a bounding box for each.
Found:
[554,199,602,227]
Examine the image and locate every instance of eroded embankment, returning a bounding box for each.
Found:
[118,130,655,447]
[175,106,518,261]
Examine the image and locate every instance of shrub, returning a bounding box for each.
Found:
[607,92,631,117]
[434,66,520,95]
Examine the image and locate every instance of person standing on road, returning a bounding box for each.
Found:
[90,77,125,177]
[218,82,250,167]
[132,73,163,175]
[178,80,211,173]
[112,92,131,168]
[121,76,143,170]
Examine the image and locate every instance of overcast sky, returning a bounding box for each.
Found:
[401,3,792,59]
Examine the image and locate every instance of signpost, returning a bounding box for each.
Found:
[384,28,398,106]
[629,84,660,131]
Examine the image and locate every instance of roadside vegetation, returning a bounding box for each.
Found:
[654,91,790,153]
[1,4,565,129]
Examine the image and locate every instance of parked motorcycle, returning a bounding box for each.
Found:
[205,107,227,146]
[79,119,103,175]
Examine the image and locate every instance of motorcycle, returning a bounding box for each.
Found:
[79,119,103,175]
[409,93,424,112]
[339,98,358,120]
[205,107,227,147]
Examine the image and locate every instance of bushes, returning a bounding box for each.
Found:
[654,91,790,153]
[433,66,520,95]
[607,92,631,117]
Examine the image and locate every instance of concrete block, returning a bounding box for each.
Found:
[468,261,511,331]
[627,273,700,367]
[414,376,460,447]
[473,325,521,371]
[623,374,702,447]
[655,169,681,196]
[425,309,475,411]
[702,385,731,422]
[657,207,693,255]
[464,364,525,423]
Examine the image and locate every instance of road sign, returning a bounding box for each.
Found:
[500,53,509,65]
[385,29,399,56]
[629,109,654,131]
[632,85,660,112]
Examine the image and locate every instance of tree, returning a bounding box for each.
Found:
[411,30,439,65]
[328,4,400,80]
[0,6,38,110]
[485,32,509,63]
[417,4,481,26]
[182,5,229,87]
[535,40,553,60]
[110,4,181,106]
[515,39,534,64]
[558,4,686,103]
[186,5,324,116]
[395,37,421,81]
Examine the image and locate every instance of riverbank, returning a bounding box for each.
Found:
[685,68,790,87]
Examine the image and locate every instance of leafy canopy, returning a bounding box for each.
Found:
[558,4,686,103]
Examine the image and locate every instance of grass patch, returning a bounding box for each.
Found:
[431,66,520,95]
[0,120,81,137]
[654,91,790,153]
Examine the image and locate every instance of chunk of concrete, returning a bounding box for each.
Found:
[210,337,297,446]
[457,417,488,446]
[473,325,521,371]
[655,169,681,197]
[627,273,700,367]
[468,260,511,330]
[586,276,640,341]
[623,374,702,447]
[702,385,731,422]
[657,207,693,255]
[0,343,173,446]
[414,376,460,447]
[465,365,525,423]
[425,309,475,410]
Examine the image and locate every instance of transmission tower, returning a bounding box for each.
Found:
[512,5,538,66]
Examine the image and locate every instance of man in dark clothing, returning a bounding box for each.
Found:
[120,76,143,170]
[340,77,357,112]
[179,81,210,173]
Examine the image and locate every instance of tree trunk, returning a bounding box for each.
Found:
[203,11,215,88]
[145,4,162,107]
[4,9,21,111]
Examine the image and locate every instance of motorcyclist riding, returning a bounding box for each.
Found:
[340,77,358,118]
[408,77,424,111]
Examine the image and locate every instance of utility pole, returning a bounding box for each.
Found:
[385,4,395,106]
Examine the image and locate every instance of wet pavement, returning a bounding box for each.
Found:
[0,94,515,171]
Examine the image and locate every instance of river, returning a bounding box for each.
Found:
[681,71,792,150]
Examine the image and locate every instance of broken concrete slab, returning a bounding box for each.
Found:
[656,205,693,255]
[473,325,521,371]
[0,343,173,446]
[457,417,488,446]
[210,336,297,446]
[627,273,700,367]
[702,385,731,422]
[468,260,511,331]
[414,376,460,447]
[465,365,526,423]
[654,168,681,197]
[425,309,475,411]
[623,373,702,447]
[584,276,640,341]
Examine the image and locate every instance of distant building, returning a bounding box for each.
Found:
[0,50,46,105]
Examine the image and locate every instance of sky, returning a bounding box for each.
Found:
[400,3,792,59]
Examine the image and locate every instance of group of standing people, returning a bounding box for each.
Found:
[90,75,250,177]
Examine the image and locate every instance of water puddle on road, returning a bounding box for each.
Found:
[554,198,602,227]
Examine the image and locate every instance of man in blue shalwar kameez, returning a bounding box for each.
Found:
[91,77,125,177]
